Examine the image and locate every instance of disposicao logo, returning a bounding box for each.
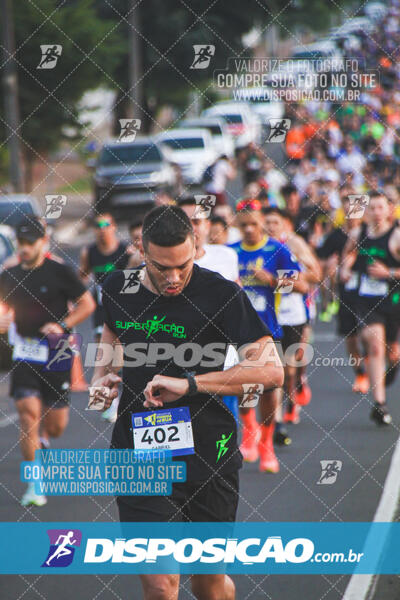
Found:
[42,529,82,567]
[83,536,315,564]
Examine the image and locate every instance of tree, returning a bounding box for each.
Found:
[97,0,353,131]
[0,0,124,189]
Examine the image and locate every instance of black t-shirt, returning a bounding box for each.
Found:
[0,258,86,337]
[295,204,329,241]
[316,228,348,260]
[102,264,271,483]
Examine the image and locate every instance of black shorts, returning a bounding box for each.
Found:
[281,324,305,353]
[357,303,400,344]
[337,301,359,337]
[10,361,70,408]
[117,470,239,523]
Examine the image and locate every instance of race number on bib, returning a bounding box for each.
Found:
[132,407,194,457]
[359,275,389,297]
[246,290,267,312]
[12,334,49,364]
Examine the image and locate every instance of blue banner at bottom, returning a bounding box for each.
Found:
[0,522,399,574]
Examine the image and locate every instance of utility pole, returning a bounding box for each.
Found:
[1,0,23,191]
[128,1,143,124]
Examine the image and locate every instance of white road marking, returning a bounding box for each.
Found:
[0,413,18,428]
[342,433,400,600]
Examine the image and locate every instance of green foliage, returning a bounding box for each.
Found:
[0,0,123,162]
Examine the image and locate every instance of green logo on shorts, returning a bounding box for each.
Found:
[216,432,233,462]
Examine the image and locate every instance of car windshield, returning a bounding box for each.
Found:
[161,137,205,150]
[0,202,35,227]
[221,114,243,124]
[98,144,162,166]
[207,125,223,135]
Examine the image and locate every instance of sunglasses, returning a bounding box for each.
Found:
[95,219,112,229]
[236,199,262,213]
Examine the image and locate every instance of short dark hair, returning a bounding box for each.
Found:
[129,219,143,232]
[210,215,228,229]
[177,197,196,208]
[142,206,194,249]
[262,206,285,218]
[280,184,298,198]
[369,190,388,201]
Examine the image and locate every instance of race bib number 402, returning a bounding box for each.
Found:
[132,407,195,457]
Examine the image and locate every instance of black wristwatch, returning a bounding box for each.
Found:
[59,320,71,334]
[184,371,198,396]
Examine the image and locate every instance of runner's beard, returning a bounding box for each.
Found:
[145,266,193,296]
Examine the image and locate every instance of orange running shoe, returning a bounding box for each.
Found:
[283,404,301,424]
[258,424,279,473]
[240,425,260,462]
[294,384,312,406]
[352,373,370,394]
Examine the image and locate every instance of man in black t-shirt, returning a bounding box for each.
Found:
[79,213,129,342]
[0,217,95,507]
[91,206,283,600]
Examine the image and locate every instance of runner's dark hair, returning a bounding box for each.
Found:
[142,206,194,249]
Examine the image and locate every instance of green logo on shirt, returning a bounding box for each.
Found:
[216,432,233,462]
[115,315,186,338]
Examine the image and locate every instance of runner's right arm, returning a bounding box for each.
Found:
[0,270,14,333]
[90,323,123,409]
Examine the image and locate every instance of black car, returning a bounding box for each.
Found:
[93,138,177,213]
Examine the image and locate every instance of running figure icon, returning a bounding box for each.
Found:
[45,531,77,566]
[45,337,72,371]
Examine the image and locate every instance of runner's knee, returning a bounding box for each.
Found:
[141,575,179,600]
[45,421,66,438]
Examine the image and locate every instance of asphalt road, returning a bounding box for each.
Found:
[1,240,400,599]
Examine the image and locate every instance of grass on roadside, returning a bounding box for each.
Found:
[55,176,92,195]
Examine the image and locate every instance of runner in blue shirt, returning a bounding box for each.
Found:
[230,199,306,473]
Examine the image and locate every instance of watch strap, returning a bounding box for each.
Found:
[184,371,198,396]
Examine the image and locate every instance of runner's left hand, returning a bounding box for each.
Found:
[251,268,275,286]
[367,260,390,280]
[143,375,189,408]
[40,322,65,335]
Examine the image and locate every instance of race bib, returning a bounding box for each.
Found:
[359,275,389,297]
[12,334,49,364]
[278,293,307,326]
[132,407,194,457]
[344,272,359,291]
[246,290,267,312]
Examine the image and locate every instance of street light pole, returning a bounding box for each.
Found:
[1,0,23,192]
[128,0,143,123]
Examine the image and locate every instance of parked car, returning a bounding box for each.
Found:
[0,194,41,228]
[233,87,284,125]
[93,138,177,212]
[157,128,218,186]
[201,102,261,148]
[291,41,344,70]
[178,117,235,158]
[330,17,375,37]
[363,2,388,21]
